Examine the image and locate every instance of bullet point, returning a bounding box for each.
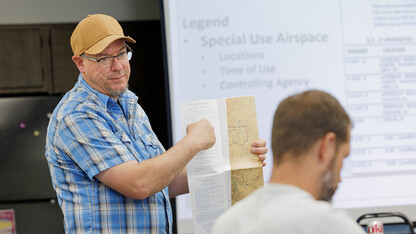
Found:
[184,39,188,43]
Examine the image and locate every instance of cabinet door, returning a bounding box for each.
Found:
[0,28,50,93]
[50,26,79,93]
[0,201,64,234]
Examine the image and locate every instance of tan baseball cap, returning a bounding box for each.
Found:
[70,14,136,55]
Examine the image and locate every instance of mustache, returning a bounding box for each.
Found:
[109,73,126,78]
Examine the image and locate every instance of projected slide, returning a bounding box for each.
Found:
[162,0,416,232]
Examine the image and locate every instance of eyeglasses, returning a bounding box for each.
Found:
[81,44,133,68]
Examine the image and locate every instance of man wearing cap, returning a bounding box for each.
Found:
[45,14,267,233]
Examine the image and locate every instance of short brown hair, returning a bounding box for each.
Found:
[271,90,350,164]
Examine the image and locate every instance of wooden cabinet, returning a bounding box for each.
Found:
[0,24,77,95]
[50,26,79,93]
[0,26,51,94]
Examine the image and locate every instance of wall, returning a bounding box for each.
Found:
[0,0,160,24]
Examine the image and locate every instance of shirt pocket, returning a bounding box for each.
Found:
[134,133,163,160]
[140,133,160,150]
[114,130,142,162]
[134,121,166,151]
[116,130,132,144]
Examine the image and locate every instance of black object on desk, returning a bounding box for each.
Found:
[357,212,415,234]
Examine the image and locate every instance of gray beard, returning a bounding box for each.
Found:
[108,83,128,98]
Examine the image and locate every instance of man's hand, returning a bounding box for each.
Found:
[186,119,216,151]
[251,139,268,167]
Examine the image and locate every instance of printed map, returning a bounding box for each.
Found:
[226,96,264,204]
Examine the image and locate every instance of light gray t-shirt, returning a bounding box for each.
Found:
[212,183,366,234]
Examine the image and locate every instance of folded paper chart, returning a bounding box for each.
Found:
[180,96,263,234]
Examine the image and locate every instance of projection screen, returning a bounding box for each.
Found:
[161,0,416,232]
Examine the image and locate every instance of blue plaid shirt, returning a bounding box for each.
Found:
[45,74,172,233]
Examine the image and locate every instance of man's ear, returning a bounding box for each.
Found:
[317,132,336,168]
[72,55,85,73]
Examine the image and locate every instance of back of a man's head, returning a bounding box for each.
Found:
[271,90,350,164]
